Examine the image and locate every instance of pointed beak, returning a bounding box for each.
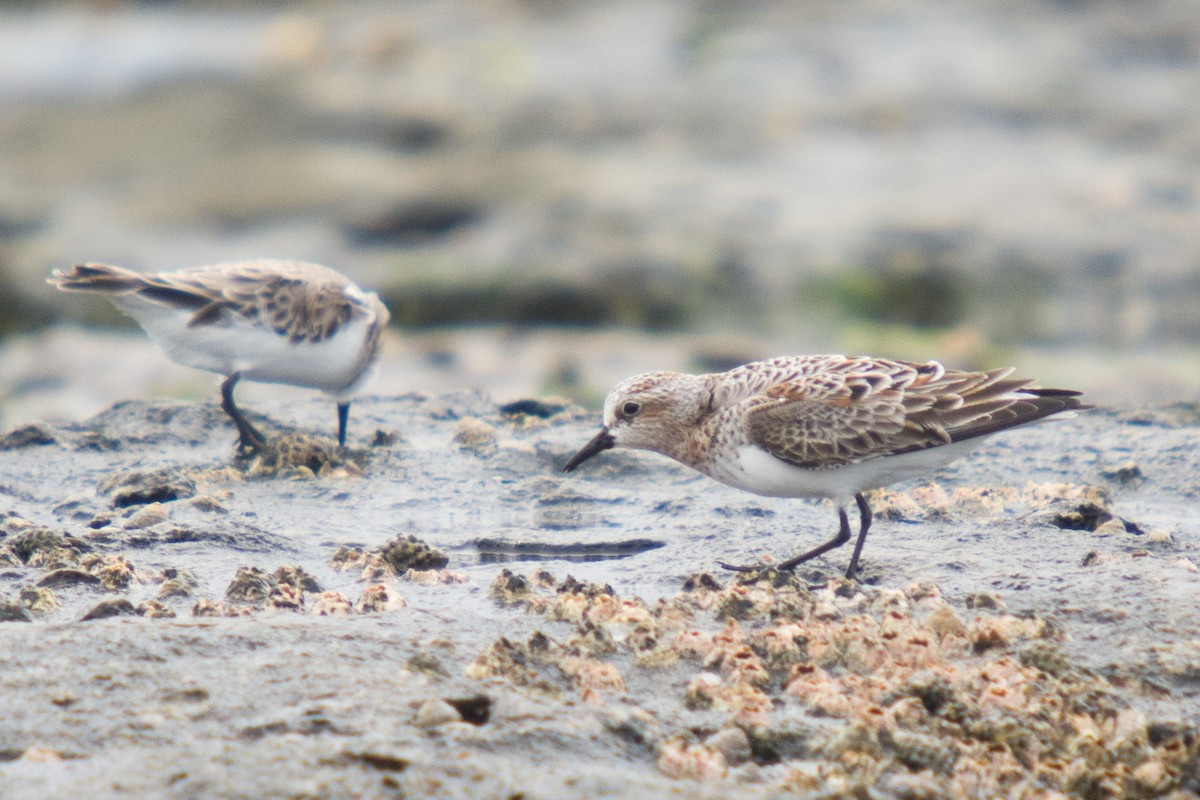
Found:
[563,427,615,472]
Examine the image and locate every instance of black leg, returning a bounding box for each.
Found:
[843,493,873,580]
[220,373,266,452]
[718,502,853,574]
[336,402,350,447]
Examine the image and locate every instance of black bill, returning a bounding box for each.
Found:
[563,427,615,472]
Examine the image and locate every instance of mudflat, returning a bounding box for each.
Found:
[1,365,1197,798]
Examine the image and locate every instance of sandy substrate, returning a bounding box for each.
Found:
[0,372,1197,798]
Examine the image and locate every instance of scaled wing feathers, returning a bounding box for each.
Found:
[742,358,1084,468]
[50,261,373,344]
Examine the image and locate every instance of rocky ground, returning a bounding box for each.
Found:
[0,373,1197,798]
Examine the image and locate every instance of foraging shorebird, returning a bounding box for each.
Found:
[50,259,390,452]
[564,355,1087,580]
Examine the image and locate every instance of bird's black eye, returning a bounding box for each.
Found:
[621,401,642,417]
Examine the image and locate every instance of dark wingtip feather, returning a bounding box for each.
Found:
[137,284,211,310]
[946,388,1088,444]
[48,263,144,293]
[1026,387,1085,398]
[187,301,234,328]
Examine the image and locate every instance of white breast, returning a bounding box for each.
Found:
[705,440,983,503]
[113,296,374,397]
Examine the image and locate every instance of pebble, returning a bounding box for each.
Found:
[452,417,498,454]
[158,569,197,599]
[704,726,752,766]
[19,586,59,612]
[80,598,137,621]
[1092,518,1127,536]
[414,698,462,728]
[498,398,567,419]
[1130,759,1170,794]
[37,568,101,589]
[19,747,66,763]
[1082,550,1123,567]
[925,604,966,638]
[190,495,227,513]
[0,600,33,622]
[124,502,169,529]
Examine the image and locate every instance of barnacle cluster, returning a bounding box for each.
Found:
[239,433,365,479]
[0,504,433,622]
[470,568,1198,794]
[202,564,403,617]
[330,533,464,584]
[90,434,368,489]
[0,514,149,617]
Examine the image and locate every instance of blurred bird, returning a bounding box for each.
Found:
[50,259,390,452]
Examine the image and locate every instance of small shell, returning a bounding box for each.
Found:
[137,599,177,619]
[657,738,728,781]
[489,569,532,605]
[560,656,625,694]
[404,568,467,585]
[309,591,353,616]
[355,584,406,613]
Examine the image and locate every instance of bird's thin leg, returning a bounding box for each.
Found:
[718,503,853,573]
[220,373,267,452]
[843,493,873,581]
[336,402,350,447]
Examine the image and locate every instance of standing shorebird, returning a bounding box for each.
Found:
[564,355,1087,580]
[50,259,390,452]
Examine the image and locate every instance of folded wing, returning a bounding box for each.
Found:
[743,358,1086,469]
[50,261,371,344]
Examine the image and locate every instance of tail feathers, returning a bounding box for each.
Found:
[947,389,1090,445]
[50,263,219,316]
[49,263,149,295]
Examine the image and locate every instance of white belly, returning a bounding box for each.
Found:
[118,299,373,396]
[707,440,982,502]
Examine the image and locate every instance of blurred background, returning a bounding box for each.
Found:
[1,0,1198,428]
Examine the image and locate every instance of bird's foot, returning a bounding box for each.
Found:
[233,431,271,458]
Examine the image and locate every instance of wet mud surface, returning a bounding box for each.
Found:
[1,393,1198,798]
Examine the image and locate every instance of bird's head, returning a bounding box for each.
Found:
[563,371,708,471]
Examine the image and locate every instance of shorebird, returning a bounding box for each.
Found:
[564,355,1087,580]
[50,259,390,452]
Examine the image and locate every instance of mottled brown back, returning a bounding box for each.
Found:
[741,357,1086,469]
